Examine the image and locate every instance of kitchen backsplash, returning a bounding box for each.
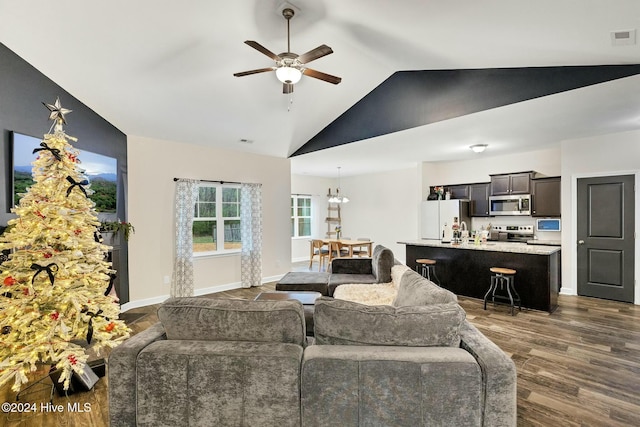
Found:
[471,216,561,242]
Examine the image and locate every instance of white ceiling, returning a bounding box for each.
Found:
[1,0,639,177]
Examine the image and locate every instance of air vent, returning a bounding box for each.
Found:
[238,138,254,144]
[611,29,636,46]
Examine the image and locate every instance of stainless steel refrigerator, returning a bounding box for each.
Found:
[420,200,470,240]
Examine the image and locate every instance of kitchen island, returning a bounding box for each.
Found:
[399,240,561,312]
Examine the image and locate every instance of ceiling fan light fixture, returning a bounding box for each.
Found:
[470,144,488,153]
[276,66,302,84]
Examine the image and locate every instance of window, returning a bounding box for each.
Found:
[291,195,311,238]
[193,184,242,255]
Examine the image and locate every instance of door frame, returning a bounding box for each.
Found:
[569,170,639,304]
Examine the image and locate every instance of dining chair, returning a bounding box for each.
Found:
[328,240,348,263]
[309,239,330,271]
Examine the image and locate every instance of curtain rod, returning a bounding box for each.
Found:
[173,177,243,185]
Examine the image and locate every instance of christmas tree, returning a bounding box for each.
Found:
[0,98,130,392]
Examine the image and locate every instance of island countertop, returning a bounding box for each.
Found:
[398,239,561,255]
[401,240,561,312]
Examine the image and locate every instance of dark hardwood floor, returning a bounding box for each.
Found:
[2,280,639,426]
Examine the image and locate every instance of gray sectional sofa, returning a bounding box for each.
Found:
[108,264,517,426]
[276,244,396,296]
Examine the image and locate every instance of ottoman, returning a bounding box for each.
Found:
[276,272,331,296]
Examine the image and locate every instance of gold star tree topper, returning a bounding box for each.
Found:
[43,97,72,125]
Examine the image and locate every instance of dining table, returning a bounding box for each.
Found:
[318,238,374,259]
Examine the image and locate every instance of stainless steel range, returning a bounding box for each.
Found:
[490,224,533,243]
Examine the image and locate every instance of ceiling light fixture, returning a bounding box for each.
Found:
[470,144,488,153]
[275,66,302,84]
[327,167,349,203]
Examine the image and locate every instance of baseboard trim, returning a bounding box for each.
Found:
[120,274,287,312]
[559,287,577,296]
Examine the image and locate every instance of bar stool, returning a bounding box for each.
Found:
[415,259,440,285]
[484,267,521,315]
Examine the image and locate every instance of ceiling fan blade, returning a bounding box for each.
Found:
[244,41,281,61]
[303,68,342,85]
[283,82,294,94]
[297,45,333,64]
[233,67,276,77]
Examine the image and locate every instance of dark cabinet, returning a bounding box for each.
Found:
[469,183,491,216]
[490,172,533,195]
[448,184,470,200]
[532,177,561,217]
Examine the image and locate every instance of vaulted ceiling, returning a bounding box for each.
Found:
[1,0,639,177]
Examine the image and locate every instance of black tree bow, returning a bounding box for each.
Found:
[81,307,106,344]
[66,176,89,197]
[32,142,62,161]
[104,272,117,297]
[30,263,59,285]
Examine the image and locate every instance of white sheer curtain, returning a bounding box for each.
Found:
[240,183,263,288]
[172,179,199,297]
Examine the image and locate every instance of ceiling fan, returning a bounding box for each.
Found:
[233,7,342,94]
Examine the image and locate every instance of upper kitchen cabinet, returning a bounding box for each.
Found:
[490,172,535,195]
[469,183,491,216]
[532,176,561,217]
[448,184,470,200]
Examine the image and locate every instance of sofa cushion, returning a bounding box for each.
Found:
[393,269,458,307]
[301,345,482,427]
[371,245,394,283]
[137,340,303,426]
[276,271,330,296]
[157,297,306,346]
[314,297,465,347]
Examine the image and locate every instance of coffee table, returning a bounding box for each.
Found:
[254,291,322,336]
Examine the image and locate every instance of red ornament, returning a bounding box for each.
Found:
[105,322,116,332]
[3,276,17,286]
[68,355,78,365]
[67,153,78,163]
[74,229,82,236]
[43,252,52,259]
[22,288,29,296]
[50,312,60,321]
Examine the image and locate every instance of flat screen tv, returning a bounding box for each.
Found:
[11,131,118,213]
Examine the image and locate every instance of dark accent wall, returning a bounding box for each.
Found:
[291,65,640,157]
[0,42,130,303]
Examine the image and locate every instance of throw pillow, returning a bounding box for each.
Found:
[157,297,306,346]
[314,297,465,347]
[393,269,458,307]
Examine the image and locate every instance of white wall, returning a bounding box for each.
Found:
[339,167,421,263]
[290,174,335,262]
[290,168,420,264]
[560,130,640,303]
[124,136,291,309]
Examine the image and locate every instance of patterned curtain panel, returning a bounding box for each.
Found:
[172,179,199,297]
[240,183,263,288]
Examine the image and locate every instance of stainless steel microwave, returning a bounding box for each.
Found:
[489,194,531,216]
